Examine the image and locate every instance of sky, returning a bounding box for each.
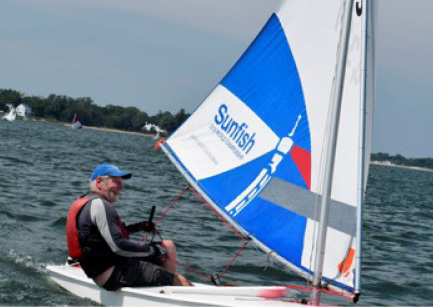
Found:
[1,0,432,158]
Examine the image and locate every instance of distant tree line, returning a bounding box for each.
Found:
[372,152,433,169]
[0,89,190,133]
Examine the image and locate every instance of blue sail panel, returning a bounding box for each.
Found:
[221,14,310,151]
[165,11,312,276]
[236,197,307,267]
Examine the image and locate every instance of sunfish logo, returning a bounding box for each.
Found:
[225,115,302,217]
[214,104,256,155]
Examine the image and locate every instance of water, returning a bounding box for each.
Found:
[0,120,432,306]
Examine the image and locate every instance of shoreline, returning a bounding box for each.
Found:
[64,122,157,137]
[371,161,433,173]
[36,120,433,173]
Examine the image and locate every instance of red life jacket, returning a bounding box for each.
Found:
[66,196,129,259]
[66,196,90,259]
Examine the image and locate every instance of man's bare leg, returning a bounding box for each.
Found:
[160,240,193,286]
[160,240,177,273]
[173,274,193,286]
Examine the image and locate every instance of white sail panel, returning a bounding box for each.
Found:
[166,85,280,181]
[278,0,343,199]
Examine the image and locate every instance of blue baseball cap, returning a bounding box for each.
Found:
[90,164,132,181]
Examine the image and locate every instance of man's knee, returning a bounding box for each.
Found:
[162,240,176,254]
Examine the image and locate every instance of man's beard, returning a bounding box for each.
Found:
[106,190,119,202]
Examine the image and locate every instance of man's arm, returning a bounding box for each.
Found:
[90,199,155,257]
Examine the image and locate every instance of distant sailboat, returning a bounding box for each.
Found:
[153,125,162,139]
[142,122,153,132]
[71,114,82,130]
[142,122,166,138]
[2,104,17,122]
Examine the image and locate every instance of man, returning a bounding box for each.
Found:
[66,163,192,291]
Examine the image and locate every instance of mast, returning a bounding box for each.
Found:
[312,0,355,288]
[355,0,372,296]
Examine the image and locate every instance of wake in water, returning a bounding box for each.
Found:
[3,250,48,274]
[0,250,96,305]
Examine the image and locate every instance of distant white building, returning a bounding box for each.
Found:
[16,104,32,117]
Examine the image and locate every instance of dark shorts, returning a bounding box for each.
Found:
[102,258,175,291]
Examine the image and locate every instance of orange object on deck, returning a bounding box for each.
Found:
[338,248,355,278]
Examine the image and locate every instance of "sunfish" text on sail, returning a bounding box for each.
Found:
[214,104,256,155]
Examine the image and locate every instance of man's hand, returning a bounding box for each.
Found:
[140,221,156,233]
[125,221,156,233]
[151,242,168,262]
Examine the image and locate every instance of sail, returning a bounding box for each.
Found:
[3,104,17,122]
[162,0,373,293]
[71,114,82,129]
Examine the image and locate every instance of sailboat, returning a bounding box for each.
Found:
[47,0,375,305]
[154,125,167,139]
[71,114,83,130]
[143,121,153,132]
[2,104,17,122]
[142,122,165,138]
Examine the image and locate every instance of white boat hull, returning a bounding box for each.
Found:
[47,265,308,307]
[71,121,82,129]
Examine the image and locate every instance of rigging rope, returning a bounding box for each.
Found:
[137,185,249,283]
[136,185,189,245]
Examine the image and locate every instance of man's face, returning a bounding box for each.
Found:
[97,176,123,203]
